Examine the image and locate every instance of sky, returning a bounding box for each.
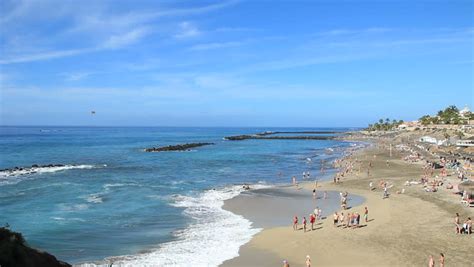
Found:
[0,0,473,127]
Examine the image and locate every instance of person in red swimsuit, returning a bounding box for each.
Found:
[310,214,316,230]
[293,216,298,230]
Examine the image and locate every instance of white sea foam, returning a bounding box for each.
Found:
[86,193,104,204]
[0,164,101,186]
[0,164,96,177]
[58,203,90,212]
[51,217,86,223]
[78,184,270,267]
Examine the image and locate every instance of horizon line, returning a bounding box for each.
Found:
[0,124,363,129]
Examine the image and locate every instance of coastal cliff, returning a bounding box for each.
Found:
[0,227,71,267]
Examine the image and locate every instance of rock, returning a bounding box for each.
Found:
[0,227,71,267]
[224,131,342,141]
[144,143,214,152]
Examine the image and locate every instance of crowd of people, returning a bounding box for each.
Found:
[454,213,472,234]
[282,138,471,266]
[331,206,369,229]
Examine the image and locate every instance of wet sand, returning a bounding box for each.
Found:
[222,144,474,267]
[223,187,364,228]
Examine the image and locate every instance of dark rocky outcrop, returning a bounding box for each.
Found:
[144,142,214,152]
[224,131,343,141]
[0,164,70,177]
[0,164,66,173]
[225,135,336,140]
[0,227,71,267]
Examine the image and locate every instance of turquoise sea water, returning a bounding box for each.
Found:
[0,126,358,265]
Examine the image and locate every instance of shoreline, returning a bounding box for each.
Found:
[221,140,473,266]
[223,186,365,229]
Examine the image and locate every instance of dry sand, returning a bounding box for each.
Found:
[222,144,474,267]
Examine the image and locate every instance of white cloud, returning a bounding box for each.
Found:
[0,48,95,64]
[214,27,259,33]
[189,41,245,51]
[0,26,152,64]
[102,27,150,49]
[0,1,238,64]
[148,0,239,18]
[194,74,237,88]
[174,22,201,39]
[322,27,393,36]
[61,72,92,81]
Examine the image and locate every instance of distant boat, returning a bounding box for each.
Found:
[91,111,96,115]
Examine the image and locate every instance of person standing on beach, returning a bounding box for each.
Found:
[455,213,460,234]
[364,207,369,223]
[293,216,298,230]
[428,255,435,267]
[292,176,296,186]
[333,212,339,227]
[465,217,472,234]
[310,213,315,230]
[341,196,347,210]
[383,186,389,199]
[439,253,445,267]
[346,212,351,228]
[303,217,307,232]
[305,255,311,267]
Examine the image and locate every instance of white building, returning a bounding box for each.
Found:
[456,139,474,147]
[419,136,438,144]
[459,106,471,118]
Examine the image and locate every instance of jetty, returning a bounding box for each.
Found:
[144,142,214,152]
[224,131,343,141]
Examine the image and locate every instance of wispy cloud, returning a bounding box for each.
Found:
[189,41,246,51]
[0,26,151,64]
[0,48,95,64]
[148,0,239,18]
[174,21,201,39]
[102,27,151,49]
[214,27,260,33]
[318,27,393,36]
[0,1,238,64]
[193,74,238,88]
[61,72,93,82]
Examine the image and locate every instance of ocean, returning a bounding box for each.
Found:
[0,126,359,266]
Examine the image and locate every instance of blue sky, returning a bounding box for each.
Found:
[0,0,472,127]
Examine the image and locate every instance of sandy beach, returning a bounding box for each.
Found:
[222,143,474,267]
